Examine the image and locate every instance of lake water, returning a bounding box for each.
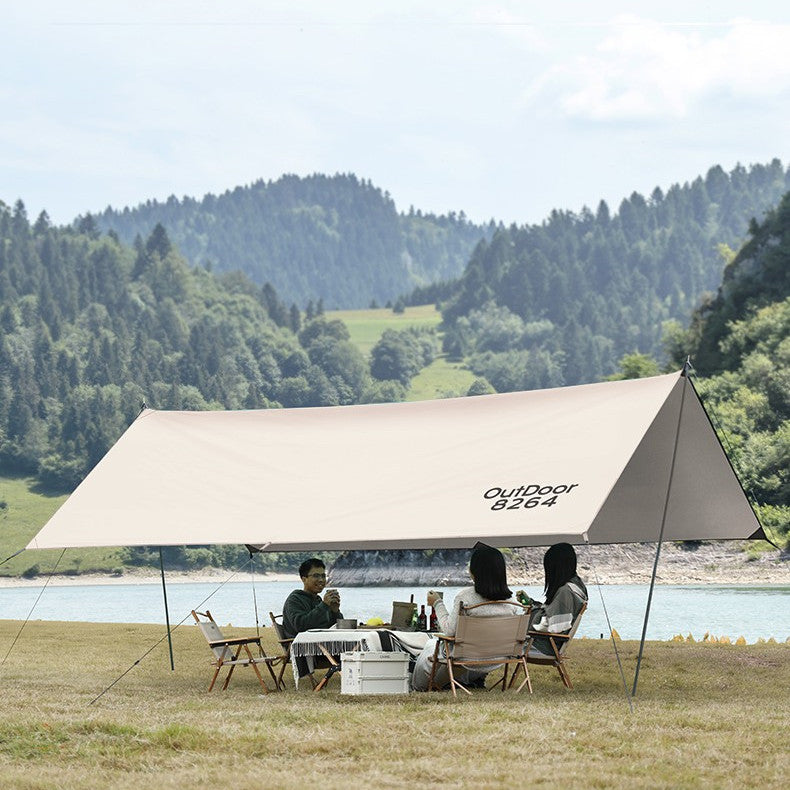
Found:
[2,580,789,642]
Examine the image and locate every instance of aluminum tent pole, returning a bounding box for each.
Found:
[632,364,690,696]
[159,547,175,671]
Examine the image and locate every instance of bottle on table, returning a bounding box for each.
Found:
[417,604,428,631]
[410,604,418,631]
[516,590,533,607]
[429,605,439,632]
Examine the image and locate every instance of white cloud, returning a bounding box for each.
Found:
[3,2,790,225]
[528,16,790,121]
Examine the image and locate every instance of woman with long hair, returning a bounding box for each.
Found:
[521,542,587,655]
[411,542,521,691]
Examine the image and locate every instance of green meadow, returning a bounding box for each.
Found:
[0,619,787,789]
[327,303,478,400]
[0,475,125,579]
[0,305,471,579]
[327,304,442,357]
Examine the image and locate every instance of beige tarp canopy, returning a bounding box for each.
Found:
[27,371,763,551]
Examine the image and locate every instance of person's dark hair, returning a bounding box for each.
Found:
[469,542,512,601]
[299,557,325,578]
[543,542,577,604]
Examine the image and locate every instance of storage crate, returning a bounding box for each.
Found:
[340,651,410,695]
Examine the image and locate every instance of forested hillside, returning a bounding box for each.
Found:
[667,192,790,545]
[439,160,790,389]
[0,203,442,491]
[96,173,492,309]
[3,161,788,544]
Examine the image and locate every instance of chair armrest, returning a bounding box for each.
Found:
[527,630,570,641]
[208,636,262,647]
[429,634,454,668]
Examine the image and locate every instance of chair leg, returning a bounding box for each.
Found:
[249,659,273,694]
[264,657,280,690]
[447,660,471,698]
[313,663,339,692]
[427,640,441,691]
[507,662,521,690]
[248,664,270,693]
[208,665,222,692]
[446,659,458,699]
[276,658,288,691]
[557,661,573,689]
[514,658,532,694]
[312,645,340,692]
[221,648,242,690]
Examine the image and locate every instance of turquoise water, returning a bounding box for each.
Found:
[2,580,788,642]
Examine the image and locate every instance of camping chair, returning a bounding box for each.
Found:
[269,611,318,691]
[268,612,340,691]
[191,609,280,693]
[427,601,532,698]
[510,602,587,690]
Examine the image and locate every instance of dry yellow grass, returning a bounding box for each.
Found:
[1,619,788,789]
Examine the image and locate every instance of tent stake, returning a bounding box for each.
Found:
[159,547,175,671]
[632,367,690,696]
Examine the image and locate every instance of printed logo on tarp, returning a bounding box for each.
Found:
[483,483,579,511]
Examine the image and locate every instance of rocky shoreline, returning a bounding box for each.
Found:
[1,541,787,588]
[328,542,790,586]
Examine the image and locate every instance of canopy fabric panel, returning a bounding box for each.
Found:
[27,372,763,551]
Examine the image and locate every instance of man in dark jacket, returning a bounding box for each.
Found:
[282,557,342,639]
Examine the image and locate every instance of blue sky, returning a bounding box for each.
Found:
[3,1,790,226]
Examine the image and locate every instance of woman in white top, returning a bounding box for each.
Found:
[411,542,521,691]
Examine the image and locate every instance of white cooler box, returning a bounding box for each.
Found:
[340,651,410,695]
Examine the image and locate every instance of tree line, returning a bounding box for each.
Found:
[664,192,790,545]
[96,173,494,309]
[0,203,438,492]
[436,160,790,389]
[2,158,787,568]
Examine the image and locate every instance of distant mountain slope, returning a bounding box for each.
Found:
[669,190,790,545]
[683,190,790,375]
[439,160,790,387]
[0,205,384,489]
[97,173,492,309]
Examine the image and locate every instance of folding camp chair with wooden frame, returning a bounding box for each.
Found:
[268,612,341,691]
[269,611,320,691]
[427,601,532,698]
[191,609,280,693]
[509,602,587,690]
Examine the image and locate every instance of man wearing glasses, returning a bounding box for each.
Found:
[282,558,343,639]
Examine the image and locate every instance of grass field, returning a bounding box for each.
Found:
[0,475,125,579]
[326,304,442,357]
[0,619,787,789]
[326,304,478,401]
[407,356,478,401]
